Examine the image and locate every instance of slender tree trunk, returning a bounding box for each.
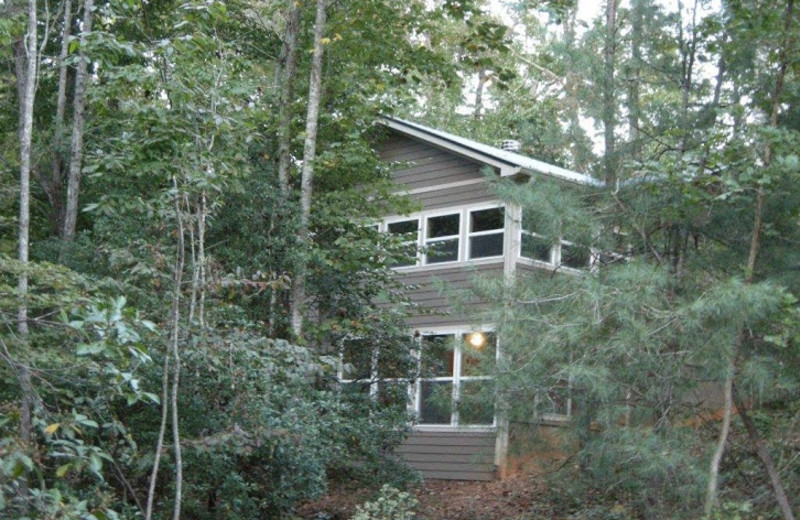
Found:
[627,0,642,163]
[706,4,796,515]
[733,385,796,520]
[697,31,727,176]
[196,193,206,329]
[50,0,73,232]
[290,0,328,339]
[62,0,94,241]
[144,354,170,520]
[602,0,618,186]
[169,178,185,520]
[276,0,302,196]
[15,0,38,508]
[272,1,302,337]
[737,3,796,518]
[677,0,699,158]
[474,67,486,119]
[188,196,198,325]
[705,356,734,515]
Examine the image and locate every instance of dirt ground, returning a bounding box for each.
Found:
[297,473,560,520]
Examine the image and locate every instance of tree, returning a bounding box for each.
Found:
[62,0,94,242]
[290,0,329,339]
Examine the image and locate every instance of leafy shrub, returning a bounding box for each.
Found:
[350,485,418,520]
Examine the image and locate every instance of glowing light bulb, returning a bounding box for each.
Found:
[466,332,486,349]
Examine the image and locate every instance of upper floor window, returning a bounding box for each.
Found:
[468,207,505,259]
[424,213,460,264]
[387,218,420,267]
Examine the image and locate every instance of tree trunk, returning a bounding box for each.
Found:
[706,3,795,515]
[16,0,38,509]
[144,354,170,520]
[50,0,73,233]
[474,67,486,119]
[602,0,617,186]
[627,0,642,163]
[62,0,94,241]
[169,178,185,520]
[677,0,699,158]
[290,0,328,339]
[704,356,734,515]
[733,385,796,520]
[276,0,302,196]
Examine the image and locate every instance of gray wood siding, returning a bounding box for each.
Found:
[380,134,486,189]
[379,133,498,211]
[416,182,496,211]
[396,262,504,328]
[396,430,497,481]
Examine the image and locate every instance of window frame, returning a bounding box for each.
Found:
[384,216,421,269]
[466,206,506,260]
[414,328,497,429]
[422,211,462,265]
[518,210,594,271]
[381,203,507,270]
[338,329,498,430]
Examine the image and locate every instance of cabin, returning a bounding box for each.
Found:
[353,117,601,481]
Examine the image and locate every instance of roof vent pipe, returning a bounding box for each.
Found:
[501,139,521,152]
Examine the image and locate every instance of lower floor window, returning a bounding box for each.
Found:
[415,331,496,426]
[339,331,497,427]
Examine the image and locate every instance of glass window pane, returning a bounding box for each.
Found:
[378,382,408,410]
[521,211,536,233]
[342,340,372,380]
[461,332,496,376]
[427,214,460,238]
[377,342,415,379]
[470,207,504,232]
[389,244,417,268]
[388,219,418,236]
[562,243,590,269]
[426,238,458,263]
[458,380,494,425]
[420,381,452,424]
[421,335,454,378]
[342,381,371,397]
[521,233,551,262]
[469,233,503,258]
[542,387,572,416]
[388,219,418,267]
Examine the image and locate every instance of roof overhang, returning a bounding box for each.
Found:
[380,117,603,188]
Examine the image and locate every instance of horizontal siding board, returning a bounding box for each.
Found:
[417,183,495,211]
[416,470,494,481]
[400,453,494,464]
[393,155,473,175]
[401,435,495,447]
[407,313,467,328]
[407,461,494,473]
[392,263,504,328]
[379,137,431,161]
[395,430,497,481]
[394,162,483,189]
[395,444,494,456]
[402,430,496,440]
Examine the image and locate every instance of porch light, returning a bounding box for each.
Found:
[466,332,487,350]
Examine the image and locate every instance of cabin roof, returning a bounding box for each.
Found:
[380,117,603,187]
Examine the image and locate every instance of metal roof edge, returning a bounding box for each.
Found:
[379,116,603,188]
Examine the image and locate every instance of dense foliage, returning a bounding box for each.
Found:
[1,0,799,519]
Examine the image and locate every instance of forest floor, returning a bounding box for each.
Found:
[297,473,567,520]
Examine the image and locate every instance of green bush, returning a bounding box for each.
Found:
[350,485,419,520]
